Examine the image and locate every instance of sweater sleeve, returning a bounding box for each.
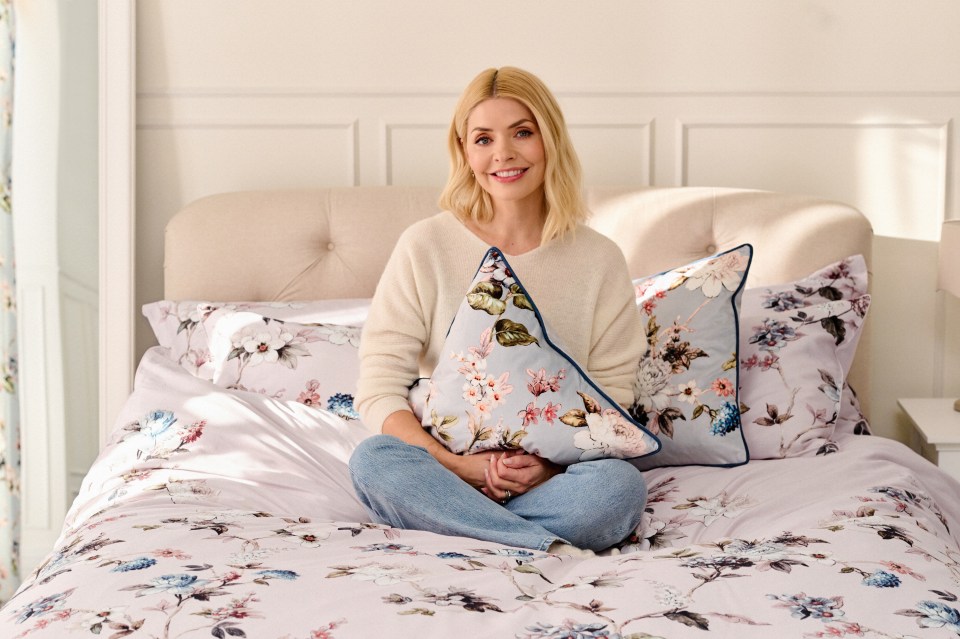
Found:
[586,250,646,409]
[355,233,431,433]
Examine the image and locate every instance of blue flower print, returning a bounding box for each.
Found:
[762,291,804,312]
[862,570,900,588]
[327,393,359,420]
[140,574,208,596]
[14,590,72,624]
[749,318,799,351]
[768,593,845,622]
[254,569,299,580]
[913,600,960,631]
[140,410,177,438]
[520,620,621,639]
[437,552,471,560]
[710,402,740,436]
[111,557,157,572]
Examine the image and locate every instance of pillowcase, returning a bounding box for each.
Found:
[142,299,371,379]
[205,312,362,420]
[408,247,661,466]
[627,244,753,470]
[738,255,871,459]
[142,299,371,420]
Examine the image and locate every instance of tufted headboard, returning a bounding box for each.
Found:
[165,186,873,412]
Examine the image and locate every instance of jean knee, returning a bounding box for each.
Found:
[348,434,398,483]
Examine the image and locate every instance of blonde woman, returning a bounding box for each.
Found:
[350,67,647,554]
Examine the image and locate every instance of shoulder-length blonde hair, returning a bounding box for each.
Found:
[438,67,588,243]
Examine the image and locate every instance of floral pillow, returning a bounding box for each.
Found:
[142,299,371,379]
[628,245,753,470]
[738,255,871,458]
[203,312,363,420]
[408,248,661,466]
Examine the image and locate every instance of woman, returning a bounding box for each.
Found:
[350,67,647,554]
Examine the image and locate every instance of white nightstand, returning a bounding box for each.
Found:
[898,398,960,481]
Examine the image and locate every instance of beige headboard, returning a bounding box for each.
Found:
[165,186,873,412]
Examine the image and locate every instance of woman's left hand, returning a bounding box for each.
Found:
[480,450,564,503]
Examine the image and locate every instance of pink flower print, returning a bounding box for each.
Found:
[475,401,493,420]
[519,402,542,427]
[542,401,560,424]
[297,380,323,407]
[710,377,735,397]
[760,354,780,371]
[526,368,549,396]
[547,369,566,392]
[462,383,482,405]
[182,420,206,444]
[642,299,658,315]
[741,354,759,370]
[483,372,513,407]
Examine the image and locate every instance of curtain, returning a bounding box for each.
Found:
[0,0,16,603]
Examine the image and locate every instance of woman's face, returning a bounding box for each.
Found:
[463,98,546,215]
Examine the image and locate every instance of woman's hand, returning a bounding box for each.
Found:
[478,450,564,503]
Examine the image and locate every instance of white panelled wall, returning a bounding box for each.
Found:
[102,3,960,455]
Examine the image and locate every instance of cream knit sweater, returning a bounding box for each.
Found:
[355,212,647,433]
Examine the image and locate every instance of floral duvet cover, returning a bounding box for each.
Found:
[2,349,960,639]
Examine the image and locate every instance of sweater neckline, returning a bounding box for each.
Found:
[443,212,548,260]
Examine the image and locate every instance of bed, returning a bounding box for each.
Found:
[3,186,960,639]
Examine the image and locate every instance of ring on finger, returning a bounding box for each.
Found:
[500,489,512,505]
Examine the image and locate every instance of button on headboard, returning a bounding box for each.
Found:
[165,185,872,412]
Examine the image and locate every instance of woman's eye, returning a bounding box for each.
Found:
[516,129,534,139]
[475,135,491,146]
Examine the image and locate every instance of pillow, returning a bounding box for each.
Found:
[204,312,363,420]
[627,244,753,470]
[408,247,661,466]
[142,299,371,379]
[738,255,871,458]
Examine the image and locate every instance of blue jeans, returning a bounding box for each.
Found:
[349,434,648,552]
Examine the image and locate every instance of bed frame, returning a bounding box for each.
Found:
[164,185,873,414]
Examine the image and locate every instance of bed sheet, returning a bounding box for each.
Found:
[2,349,960,638]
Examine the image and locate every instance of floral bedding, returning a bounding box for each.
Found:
[2,349,960,639]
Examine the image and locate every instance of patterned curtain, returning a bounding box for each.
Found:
[0,0,17,604]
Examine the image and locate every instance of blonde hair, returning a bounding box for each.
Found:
[438,67,588,243]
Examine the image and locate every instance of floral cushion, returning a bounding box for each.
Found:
[142,299,370,379]
[409,248,660,466]
[628,245,753,470]
[142,300,370,420]
[738,255,871,458]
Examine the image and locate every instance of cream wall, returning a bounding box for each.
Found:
[104,1,960,449]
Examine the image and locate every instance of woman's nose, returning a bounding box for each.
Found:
[493,138,516,162]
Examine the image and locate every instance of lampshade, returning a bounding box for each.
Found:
[940,220,960,298]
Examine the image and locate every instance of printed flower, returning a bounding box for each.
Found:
[542,401,560,423]
[314,323,361,347]
[519,619,619,639]
[348,564,424,586]
[768,593,845,622]
[723,540,788,563]
[139,410,177,438]
[13,590,74,624]
[880,561,925,580]
[181,349,214,379]
[862,570,901,588]
[678,494,749,526]
[481,372,513,407]
[652,581,692,609]
[138,573,210,596]
[684,251,750,298]
[711,402,740,436]
[710,377,735,397]
[677,380,703,404]
[238,329,286,365]
[519,402,542,427]
[762,291,805,312]
[574,410,649,460]
[911,600,960,631]
[153,548,191,560]
[327,393,359,420]
[111,557,157,572]
[852,295,870,318]
[254,569,299,581]
[298,379,322,407]
[750,318,800,351]
[631,357,673,413]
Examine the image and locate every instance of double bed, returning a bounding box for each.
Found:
[2,186,959,638]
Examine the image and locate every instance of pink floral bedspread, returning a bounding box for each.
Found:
[2,350,960,638]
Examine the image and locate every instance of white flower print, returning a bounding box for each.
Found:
[574,410,650,461]
[314,323,361,347]
[349,563,424,586]
[632,357,673,412]
[684,251,749,298]
[239,329,286,366]
[677,493,753,526]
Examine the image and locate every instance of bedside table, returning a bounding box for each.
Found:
[898,398,960,481]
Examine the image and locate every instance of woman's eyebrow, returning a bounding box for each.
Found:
[470,119,536,133]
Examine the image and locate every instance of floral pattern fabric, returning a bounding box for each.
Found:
[409,248,660,465]
[738,255,871,459]
[1,349,959,638]
[629,245,752,470]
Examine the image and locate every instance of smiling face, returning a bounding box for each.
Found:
[463,97,547,217]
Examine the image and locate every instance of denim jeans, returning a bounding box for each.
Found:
[349,434,648,552]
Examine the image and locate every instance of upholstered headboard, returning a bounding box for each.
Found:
[164,186,873,412]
